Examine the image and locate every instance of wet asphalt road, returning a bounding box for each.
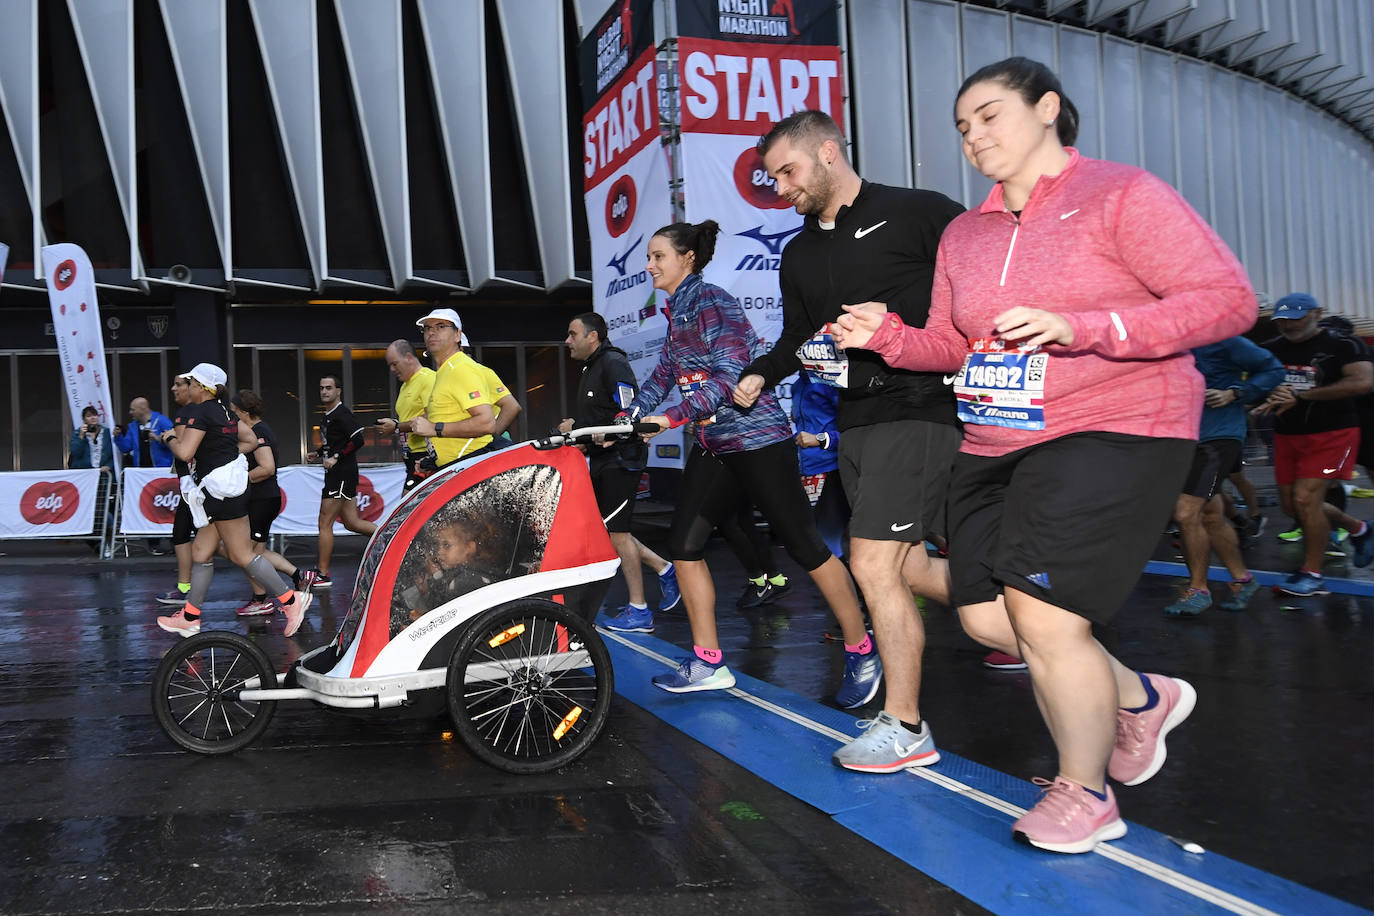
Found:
[2,498,1373,912]
[0,540,983,915]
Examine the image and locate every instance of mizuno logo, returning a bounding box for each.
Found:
[737,224,803,255]
[1024,571,1051,589]
[854,221,887,239]
[1060,209,1080,220]
[891,521,914,532]
[606,234,643,276]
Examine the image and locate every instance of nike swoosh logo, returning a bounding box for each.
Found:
[894,739,919,757]
[854,221,888,239]
[891,522,914,532]
[1323,468,1340,474]
[1060,209,1080,220]
[942,374,958,385]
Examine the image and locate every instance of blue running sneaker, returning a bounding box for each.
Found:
[1351,526,1374,567]
[832,711,940,773]
[658,565,682,613]
[653,656,735,693]
[1217,578,1261,611]
[1163,588,1211,617]
[1278,570,1329,597]
[600,604,654,633]
[835,649,884,708]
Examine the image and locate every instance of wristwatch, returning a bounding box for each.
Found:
[434,421,446,437]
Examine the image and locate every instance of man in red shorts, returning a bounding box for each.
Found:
[1257,293,1374,595]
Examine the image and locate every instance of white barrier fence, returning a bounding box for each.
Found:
[118,464,406,537]
[0,468,117,555]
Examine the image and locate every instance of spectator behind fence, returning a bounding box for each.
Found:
[113,397,174,468]
[68,404,115,551]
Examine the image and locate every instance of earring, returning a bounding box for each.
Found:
[1046,119,1055,127]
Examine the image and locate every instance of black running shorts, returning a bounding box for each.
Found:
[1181,438,1242,500]
[171,496,196,546]
[322,461,359,500]
[838,419,959,543]
[247,497,281,543]
[946,432,1192,625]
[203,490,249,524]
[591,464,641,534]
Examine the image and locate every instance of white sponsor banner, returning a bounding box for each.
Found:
[119,466,181,534]
[42,244,118,455]
[275,465,404,535]
[680,132,799,356]
[583,43,683,468]
[0,469,101,538]
[118,464,405,536]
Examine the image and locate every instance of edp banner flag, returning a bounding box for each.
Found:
[0,469,101,538]
[579,0,683,468]
[675,0,843,407]
[43,243,118,459]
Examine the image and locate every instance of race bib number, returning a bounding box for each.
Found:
[952,338,1047,430]
[797,326,849,388]
[801,472,826,507]
[1283,364,1316,391]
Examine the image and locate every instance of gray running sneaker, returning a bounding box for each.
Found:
[832,711,940,773]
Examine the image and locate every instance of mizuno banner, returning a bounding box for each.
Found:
[580,0,682,468]
[675,0,843,409]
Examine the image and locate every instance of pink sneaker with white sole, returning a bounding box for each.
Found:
[1013,776,1127,853]
[1109,673,1197,786]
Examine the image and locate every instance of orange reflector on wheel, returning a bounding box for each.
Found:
[553,706,582,740]
[488,623,526,648]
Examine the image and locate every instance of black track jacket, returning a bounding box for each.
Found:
[573,343,647,471]
[743,181,964,431]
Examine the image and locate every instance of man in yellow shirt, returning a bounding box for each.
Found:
[461,331,522,441]
[377,339,437,490]
[409,309,496,468]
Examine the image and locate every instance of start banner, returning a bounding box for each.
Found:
[675,0,843,409]
[579,0,683,468]
[118,465,405,536]
[0,469,102,538]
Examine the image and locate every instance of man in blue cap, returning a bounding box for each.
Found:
[1256,293,1374,595]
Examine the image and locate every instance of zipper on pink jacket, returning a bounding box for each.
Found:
[999,215,1020,287]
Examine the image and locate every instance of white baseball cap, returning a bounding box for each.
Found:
[179,362,227,389]
[416,307,462,329]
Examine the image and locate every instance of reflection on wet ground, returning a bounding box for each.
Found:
[1,491,1371,911]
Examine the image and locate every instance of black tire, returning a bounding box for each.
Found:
[446,599,614,774]
[151,631,278,754]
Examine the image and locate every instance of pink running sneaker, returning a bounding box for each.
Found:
[156,609,201,638]
[235,598,277,617]
[1109,674,1197,786]
[282,591,313,638]
[1013,777,1127,854]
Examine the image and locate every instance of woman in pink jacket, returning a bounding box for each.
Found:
[835,57,1255,854]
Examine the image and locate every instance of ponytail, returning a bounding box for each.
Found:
[652,220,721,274]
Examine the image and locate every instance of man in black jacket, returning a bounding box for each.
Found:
[734,110,964,773]
[560,313,680,630]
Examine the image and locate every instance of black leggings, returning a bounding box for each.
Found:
[670,440,832,571]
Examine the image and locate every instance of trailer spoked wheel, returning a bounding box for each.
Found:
[447,599,614,774]
[152,631,278,754]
